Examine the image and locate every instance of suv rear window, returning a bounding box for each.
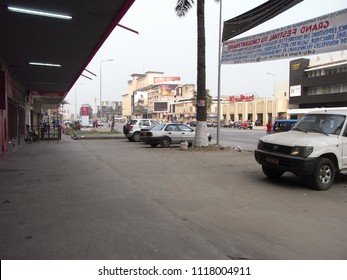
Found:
[127,120,138,125]
[139,120,150,126]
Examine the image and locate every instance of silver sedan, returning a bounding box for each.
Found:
[140,123,211,148]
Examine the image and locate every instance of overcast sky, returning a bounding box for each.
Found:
[64,0,347,115]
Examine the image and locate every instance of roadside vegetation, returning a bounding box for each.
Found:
[64,122,122,136]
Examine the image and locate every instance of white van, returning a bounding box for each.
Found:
[255,109,347,190]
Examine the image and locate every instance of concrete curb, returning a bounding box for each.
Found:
[69,133,126,140]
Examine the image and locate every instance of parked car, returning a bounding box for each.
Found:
[255,120,262,126]
[254,109,347,190]
[272,119,297,133]
[233,121,241,128]
[140,123,212,148]
[189,120,197,127]
[222,120,234,128]
[238,120,253,129]
[123,119,160,142]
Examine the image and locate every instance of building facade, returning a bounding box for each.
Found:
[288,51,347,117]
[122,70,289,125]
[98,100,122,121]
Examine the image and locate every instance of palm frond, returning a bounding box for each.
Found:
[175,0,195,17]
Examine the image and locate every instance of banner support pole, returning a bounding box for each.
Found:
[217,0,223,146]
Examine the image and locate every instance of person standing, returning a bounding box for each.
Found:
[266,120,272,134]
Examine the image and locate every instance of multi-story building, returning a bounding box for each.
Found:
[98,100,122,121]
[122,71,181,119]
[122,71,289,125]
[288,51,347,118]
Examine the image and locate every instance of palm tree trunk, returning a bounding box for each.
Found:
[194,0,208,147]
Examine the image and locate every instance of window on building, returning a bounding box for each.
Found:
[307,83,347,96]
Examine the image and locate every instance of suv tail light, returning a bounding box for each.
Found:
[129,125,134,130]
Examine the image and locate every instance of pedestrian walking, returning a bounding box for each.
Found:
[266,120,272,134]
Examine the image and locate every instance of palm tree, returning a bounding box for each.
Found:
[175,0,219,147]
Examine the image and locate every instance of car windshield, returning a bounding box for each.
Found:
[293,113,345,135]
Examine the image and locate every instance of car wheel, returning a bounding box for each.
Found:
[161,137,171,148]
[132,132,141,142]
[262,165,284,178]
[150,143,158,147]
[309,158,335,190]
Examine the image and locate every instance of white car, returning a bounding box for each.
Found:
[140,123,212,148]
[123,119,160,142]
[255,109,347,190]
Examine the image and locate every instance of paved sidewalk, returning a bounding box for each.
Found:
[0,135,253,259]
[1,134,346,260]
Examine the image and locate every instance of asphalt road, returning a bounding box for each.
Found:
[207,126,265,150]
[111,123,266,150]
[1,134,346,260]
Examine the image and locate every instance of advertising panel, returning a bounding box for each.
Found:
[81,106,89,116]
[154,102,168,112]
[133,91,148,114]
[161,84,178,96]
[290,85,302,97]
[153,77,180,84]
[221,8,347,64]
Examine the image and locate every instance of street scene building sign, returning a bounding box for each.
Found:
[221,8,347,64]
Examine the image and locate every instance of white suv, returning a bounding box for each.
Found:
[255,109,347,190]
[123,119,160,142]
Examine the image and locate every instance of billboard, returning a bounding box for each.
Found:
[133,91,148,114]
[154,102,168,112]
[221,8,347,64]
[161,84,178,96]
[81,106,89,116]
[153,77,180,84]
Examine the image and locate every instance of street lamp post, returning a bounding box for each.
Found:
[100,59,114,120]
[267,72,276,123]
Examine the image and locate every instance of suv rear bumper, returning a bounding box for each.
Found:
[254,149,317,175]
